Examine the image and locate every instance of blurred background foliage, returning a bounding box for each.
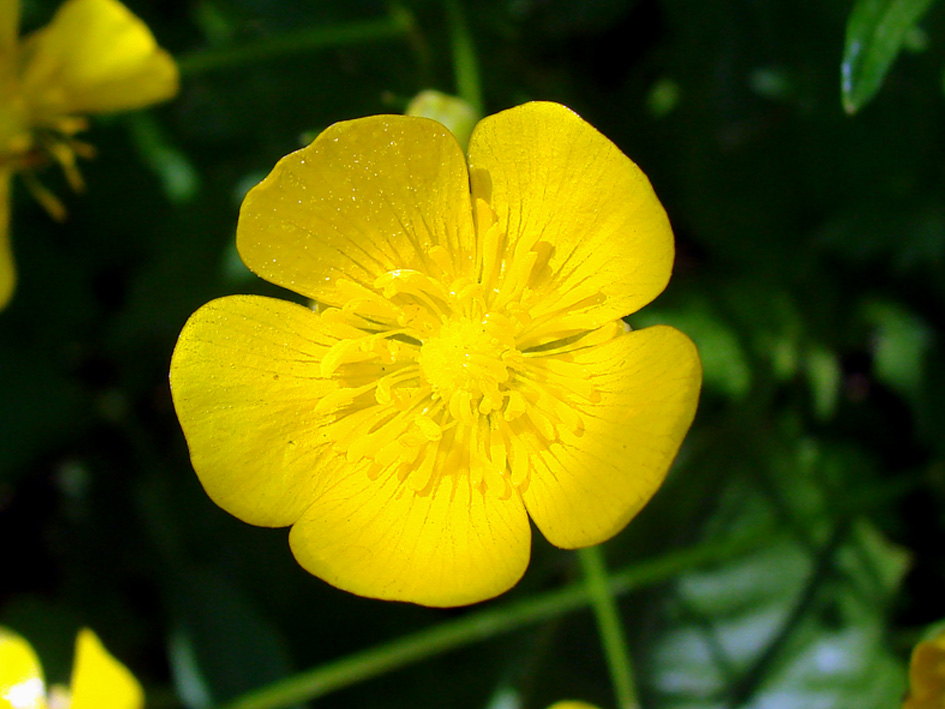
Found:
[2,0,945,707]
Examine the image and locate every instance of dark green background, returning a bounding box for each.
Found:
[2,0,944,707]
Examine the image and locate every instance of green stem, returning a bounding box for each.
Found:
[177,13,413,77]
[443,0,483,116]
[218,529,770,709]
[577,545,641,709]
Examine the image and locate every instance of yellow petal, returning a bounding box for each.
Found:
[170,295,355,528]
[0,0,17,57]
[904,627,945,708]
[467,102,674,323]
[21,0,177,119]
[520,325,701,548]
[237,115,477,306]
[0,170,14,310]
[0,627,46,709]
[289,456,531,606]
[69,629,142,709]
[547,703,601,709]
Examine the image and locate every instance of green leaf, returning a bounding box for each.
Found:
[841,0,938,114]
[860,299,933,404]
[0,344,88,484]
[646,436,911,708]
[126,113,201,204]
[804,345,841,421]
[166,568,296,709]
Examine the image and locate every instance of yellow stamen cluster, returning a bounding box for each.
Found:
[314,201,606,499]
[0,81,94,219]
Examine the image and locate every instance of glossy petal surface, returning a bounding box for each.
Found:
[520,325,701,548]
[467,101,674,326]
[169,295,344,527]
[289,457,530,606]
[0,628,45,709]
[237,115,476,306]
[0,170,13,310]
[21,0,177,119]
[70,629,143,709]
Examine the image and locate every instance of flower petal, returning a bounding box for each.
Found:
[0,0,17,57]
[289,457,531,607]
[70,629,142,709]
[467,101,674,324]
[520,325,701,548]
[237,115,476,305]
[169,295,345,527]
[21,0,177,119]
[0,170,14,310]
[905,627,945,707]
[0,627,45,709]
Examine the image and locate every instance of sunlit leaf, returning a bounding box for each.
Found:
[861,299,933,403]
[127,113,201,204]
[841,0,937,114]
[647,435,910,708]
[804,345,841,421]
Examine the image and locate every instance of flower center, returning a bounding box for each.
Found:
[418,316,518,421]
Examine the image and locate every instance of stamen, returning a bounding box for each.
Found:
[493,248,538,311]
[320,336,381,377]
[428,245,455,280]
[47,140,84,192]
[336,279,402,324]
[524,403,557,442]
[414,414,443,441]
[22,172,67,221]
[474,199,504,293]
[501,418,530,488]
[374,269,451,316]
[406,434,445,493]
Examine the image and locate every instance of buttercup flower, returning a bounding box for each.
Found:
[0,627,143,709]
[0,0,178,309]
[170,101,701,606]
[903,625,945,709]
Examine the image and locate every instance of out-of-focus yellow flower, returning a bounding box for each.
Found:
[547,702,601,709]
[0,0,178,309]
[904,625,945,709]
[170,101,702,607]
[0,626,143,709]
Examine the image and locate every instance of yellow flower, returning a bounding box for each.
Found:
[904,626,945,709]
[170,101,702,607]
[0,0,178,309]
[0,627,143,709]
[547,702,601,709]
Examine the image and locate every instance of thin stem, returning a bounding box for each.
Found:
[443,0,483,116]
[577,545,641,709]
[218,529,770,709]
[177,14,413,77]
